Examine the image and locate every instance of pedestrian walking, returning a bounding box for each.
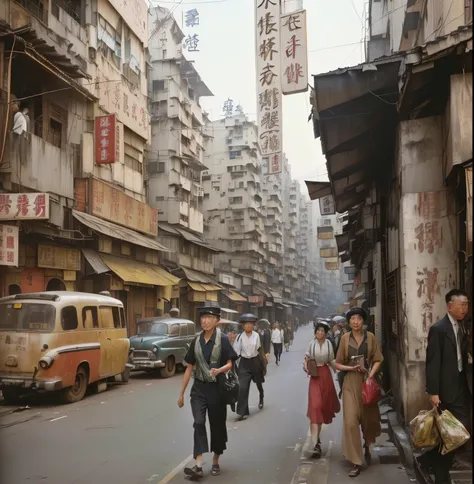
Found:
[304,321,341,458]
[417,289,471,484]
[258,322,271,356]
[284,323,291,352]
[177,303,238,479]
[335,307,383,477]
[271,322,284,365]
[233,313,267,421]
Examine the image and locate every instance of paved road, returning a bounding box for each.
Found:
[0,325,413,484]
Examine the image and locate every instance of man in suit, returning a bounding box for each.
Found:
[418,289,471,484]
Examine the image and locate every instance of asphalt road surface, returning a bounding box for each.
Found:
[0,325,412,484]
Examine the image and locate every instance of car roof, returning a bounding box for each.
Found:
[0,291,123,306]
[137,317,194,325]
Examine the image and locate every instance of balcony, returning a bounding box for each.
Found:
[1,132,74,200]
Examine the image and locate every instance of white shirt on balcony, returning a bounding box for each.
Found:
[12,112,27,136]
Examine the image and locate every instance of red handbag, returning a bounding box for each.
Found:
[362,377,381,405]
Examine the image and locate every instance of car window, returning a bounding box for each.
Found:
[61,306,78,331]
[120,308,126,329]
[136,322,168,335]
[0,303,56,332]
[83,306,98,329]
[112,307,122,328]
[169,324,179,337]
[99,307,114,329]
[187,322,195,335]
[179,324,187,337]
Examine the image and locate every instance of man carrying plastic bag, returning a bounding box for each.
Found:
[417,290,472,484]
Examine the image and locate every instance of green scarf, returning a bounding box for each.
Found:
[194,328,222,382]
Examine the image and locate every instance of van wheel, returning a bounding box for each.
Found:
[160,357,176,378]
[61,367,88,404]
[2,387,22,405]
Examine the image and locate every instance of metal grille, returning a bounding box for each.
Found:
[133,350,151,359]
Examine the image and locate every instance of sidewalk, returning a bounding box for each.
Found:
[386,407,473,484]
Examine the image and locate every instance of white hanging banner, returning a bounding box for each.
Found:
[280,9,308,95]
[255,0,282,170]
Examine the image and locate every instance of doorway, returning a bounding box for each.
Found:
[46,278,66,291]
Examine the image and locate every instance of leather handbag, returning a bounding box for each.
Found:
[307,359,319,377]
[218,365,239,405]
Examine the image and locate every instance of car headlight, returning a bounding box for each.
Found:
[129,347,134,353]
[38,356,54,370]
[152,347,158,353]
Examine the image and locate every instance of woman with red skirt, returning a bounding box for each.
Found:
[304,321,341,458]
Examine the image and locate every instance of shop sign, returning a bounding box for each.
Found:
[320,247,338,258]
[86,178,158,236]
[0,193,49,221]
[0,224,19,267]
[95,114,119,165]
[249,295,264,306]
[319,194,335,216]
[317,226,334,239]
[280,10,308,95]
[256,0,282,166]
[38,244,81,271]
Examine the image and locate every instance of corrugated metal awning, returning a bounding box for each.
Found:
[254,284,272,298]
[188,282,221,292]
[73,210,170,253]
[304,181,331,200]
[181,267,222,288]
[82,249,109,275]
[270,290,282,303]
[100,254,179,287]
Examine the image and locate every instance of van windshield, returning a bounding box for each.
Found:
[136,322,168,335]
[0,303,56,332]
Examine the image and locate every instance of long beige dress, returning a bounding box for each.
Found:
[336,331,384,466]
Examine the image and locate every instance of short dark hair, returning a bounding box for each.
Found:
[445,289,468,305]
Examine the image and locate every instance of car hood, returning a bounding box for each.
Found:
[129,335,167,350]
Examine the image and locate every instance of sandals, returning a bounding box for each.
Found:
[348,465,360,477]
[311,440,322,458]
[211,464,221,476]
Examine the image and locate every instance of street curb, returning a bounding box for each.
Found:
[386,411,415,472]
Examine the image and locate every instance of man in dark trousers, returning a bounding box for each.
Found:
[418,289,471,484]
[177,303,238,479]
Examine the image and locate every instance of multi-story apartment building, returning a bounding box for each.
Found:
[0,0,179,334]
[146,7,223,319]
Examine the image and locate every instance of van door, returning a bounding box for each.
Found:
[98,306,115,377]
[107,306,129,376]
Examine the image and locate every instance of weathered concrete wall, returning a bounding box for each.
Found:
[397,116,458,422]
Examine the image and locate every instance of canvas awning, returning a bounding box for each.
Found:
[82,249,109,275]
[73,210,170,253]
[222,290,247,302]
[188,282,222,292]
[100,254,179,287]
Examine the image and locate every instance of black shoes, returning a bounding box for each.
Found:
[312,440,322,458]
[258,396,264,409]
[184,465,203,479]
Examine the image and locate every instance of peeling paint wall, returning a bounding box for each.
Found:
[397,117,458,422]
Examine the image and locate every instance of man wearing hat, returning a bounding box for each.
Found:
[233,313,268,421]
[177,303,238,479]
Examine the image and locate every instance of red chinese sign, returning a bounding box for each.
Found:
[0,193,49,221]
[0,224,19,267]
[95,114,119,165]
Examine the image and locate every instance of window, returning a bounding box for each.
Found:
[169,324,179,337]
[153,80,166,91]
[48,118,62,148]
[83,306,99,329]
[324,219,331,226]
[0,303,55,332]
[230,150,242,159]
[229,197,243,204]
[162,49,167,59]
[97,15,122,69]
[112,307,122,328]
[179,324,188,337]
[99,307,115,329]
[61,306,78,331]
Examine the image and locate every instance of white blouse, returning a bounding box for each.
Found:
[233,331,261,358]
[271,329,284,344]
[306,339,336,370]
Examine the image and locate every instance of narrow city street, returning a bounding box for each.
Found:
[0,326,411,484]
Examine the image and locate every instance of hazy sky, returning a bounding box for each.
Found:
[153,0,366,185]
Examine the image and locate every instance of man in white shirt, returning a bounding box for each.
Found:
[271,322,284,365]
[12,103,27,136]
[419,289,471,484]
[233,313,267,421]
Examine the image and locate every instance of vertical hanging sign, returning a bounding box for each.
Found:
[182,8,200,55]
[280,9,308,95]
[255,0,282,174]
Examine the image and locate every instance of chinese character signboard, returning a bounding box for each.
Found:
[319,194,336,215]
[95,114,119,165]
[0,224,19,267]
[38,244,81,271]
[256,0,283,171]
[183,8,200,53]
[280,10,308,95]
[0,193,49,221]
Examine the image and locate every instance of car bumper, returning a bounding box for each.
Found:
[0,376,64,391]
[131,359,165,370]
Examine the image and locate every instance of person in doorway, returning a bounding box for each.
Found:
[271,322,284,365]
[233,313,267,421]
[417,289,471,484]
[177,304,238,479]
[335,307,383,478]
[169,307,180,318]
[304,321,340,458]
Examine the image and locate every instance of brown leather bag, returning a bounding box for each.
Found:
[307,359,318,377]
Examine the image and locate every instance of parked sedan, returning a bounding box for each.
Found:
[129,317,195,378]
